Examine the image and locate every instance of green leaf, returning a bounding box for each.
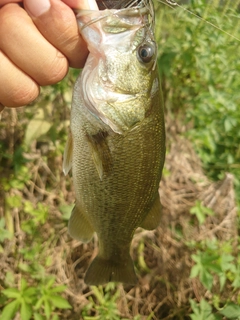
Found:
[46,277,56,289]
[18,262,32,273]
[190,265,200,278]
[220,253,235,271]
[20,300,33,320]
[2,288,20,299]
[4,272,15,287]
[24,201,34,214]
[219,272,226,291]
[199,299,212,315]
[20,278,28,291]
[24,107,52,145]
[33,313,44,320]
[59,204,74,221]
[190,201,214,225]
[0,299,20,320]
[6,195,22,209]
[34,297,44,310]
[190,203,206,225]
[200,269,213,290]
[49,295,72,309]
[0,218,4,229]
[191,251,220,290]
[44,299,52,320]
[232,271,240,289]
[219,303,240,319]
[232,262,240,289]
[207,264,222,274]
[24,287,38,297]
[0,218,13,242]
[50,285,67,293]
[190,299,220,320]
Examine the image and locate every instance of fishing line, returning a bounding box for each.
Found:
[158,0,240,43]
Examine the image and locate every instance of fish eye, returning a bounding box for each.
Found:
[137,44,155,63]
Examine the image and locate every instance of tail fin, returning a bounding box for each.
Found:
[84,254,137,285]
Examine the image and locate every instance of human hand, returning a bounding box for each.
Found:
[0,0,93,109]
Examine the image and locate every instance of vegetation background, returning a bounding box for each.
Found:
[0,0,240,319]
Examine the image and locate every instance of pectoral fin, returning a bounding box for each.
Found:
[86,131,112,180]
[68,204,95,243]
[140,195,161,230]
[63,131,73,176]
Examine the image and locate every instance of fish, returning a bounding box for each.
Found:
[63,0,165,285]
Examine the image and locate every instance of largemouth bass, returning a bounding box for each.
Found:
[63,0,165,285]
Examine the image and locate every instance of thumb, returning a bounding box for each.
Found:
[23,0,89,68]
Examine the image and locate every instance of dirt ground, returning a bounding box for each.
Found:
[0,109,238,319]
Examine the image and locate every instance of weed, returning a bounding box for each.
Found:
[1,277,71,320]
[0,1,240,319]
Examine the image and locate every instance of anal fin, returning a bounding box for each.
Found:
[140,195,161,230]
[68,204,95,243]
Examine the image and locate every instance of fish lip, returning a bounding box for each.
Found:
[75,5,151,30]
[74,4,149,16]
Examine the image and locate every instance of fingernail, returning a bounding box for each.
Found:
[25,0,51,17]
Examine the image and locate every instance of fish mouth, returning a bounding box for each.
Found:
[75,0,154,31]
[96,0,146,10]
[76,7,149,26]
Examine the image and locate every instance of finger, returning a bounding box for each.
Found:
[0,3,68,86]
[61,0,98,10]
[0,0,21,7]
[24,0,89,68]
[0,51,39,107]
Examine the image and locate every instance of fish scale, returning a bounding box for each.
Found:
[63,0,165,285]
